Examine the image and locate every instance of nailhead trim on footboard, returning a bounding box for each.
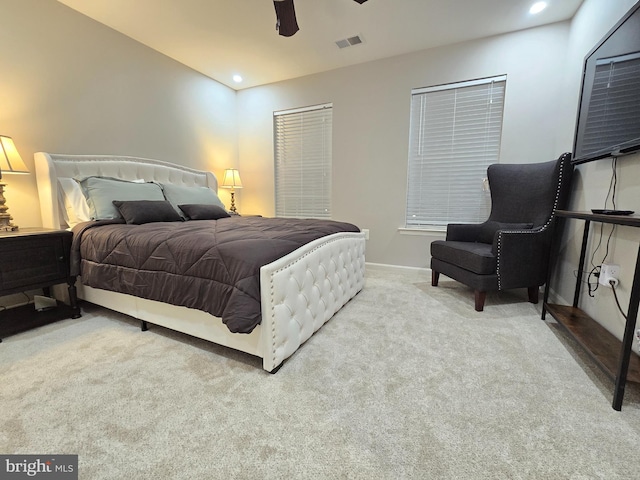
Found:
[260,232,366,372]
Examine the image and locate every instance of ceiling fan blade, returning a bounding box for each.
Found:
[273,0,366,38]
[273,0,299,37]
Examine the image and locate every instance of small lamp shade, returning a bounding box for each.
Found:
[221,169,243,190]
[0,136,29,177]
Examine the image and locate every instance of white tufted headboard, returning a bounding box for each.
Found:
[35,152,218,229]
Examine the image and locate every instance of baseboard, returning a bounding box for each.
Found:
[365,262,430,274]
[545,286,572,308]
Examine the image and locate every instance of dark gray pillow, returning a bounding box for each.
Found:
[112,200,183,225]
[179,204,231,220]
[477,221,534,244]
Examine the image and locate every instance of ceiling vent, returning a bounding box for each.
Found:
[336,35,364,49]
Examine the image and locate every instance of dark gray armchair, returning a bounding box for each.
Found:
[430,153,573,311]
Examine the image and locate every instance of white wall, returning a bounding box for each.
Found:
[551,0,640,347]
[0,0,238,230]
[237,22,571,267]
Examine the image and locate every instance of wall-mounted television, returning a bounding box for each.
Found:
[572,1,640,165]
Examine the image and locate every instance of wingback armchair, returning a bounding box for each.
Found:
[430,153,573,311]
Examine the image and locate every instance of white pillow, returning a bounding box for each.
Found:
[58,177,91,228]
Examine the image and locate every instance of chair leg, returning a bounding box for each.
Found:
[431,270,440,287]
[528,286,539,304]
[474,291,486,312]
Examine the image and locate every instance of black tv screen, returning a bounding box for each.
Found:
[573,1,640,165]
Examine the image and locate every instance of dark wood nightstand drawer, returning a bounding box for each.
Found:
[0,235,70,293]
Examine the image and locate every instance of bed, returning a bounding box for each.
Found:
[34,153,366,372]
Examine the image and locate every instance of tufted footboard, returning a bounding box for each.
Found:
[260,232,366,372]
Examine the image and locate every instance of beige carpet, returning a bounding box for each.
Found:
[2,265,639,479]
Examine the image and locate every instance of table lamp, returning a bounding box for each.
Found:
[221,168,243,213]
[0,136,30,231]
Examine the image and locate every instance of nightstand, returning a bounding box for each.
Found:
[0,228,81,342]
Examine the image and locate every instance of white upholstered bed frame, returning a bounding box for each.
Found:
[34,153,366,372]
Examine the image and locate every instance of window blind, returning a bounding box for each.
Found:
[406,76,506,227]
[274,104,332,218]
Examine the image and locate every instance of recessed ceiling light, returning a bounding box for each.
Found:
[529,2,547,14]
[233,74,243,83]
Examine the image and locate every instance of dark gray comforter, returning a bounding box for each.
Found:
[71,217,359,333]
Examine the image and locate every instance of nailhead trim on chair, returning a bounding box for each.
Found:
[496,153,570,290]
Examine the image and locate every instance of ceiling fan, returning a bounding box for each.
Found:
[273,0,369,37]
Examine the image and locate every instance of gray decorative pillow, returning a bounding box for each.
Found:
[478,221,534,244]
[79,176,165,220]
[161,184,225,217]
[113,200,183,224]
[179,204,231,220]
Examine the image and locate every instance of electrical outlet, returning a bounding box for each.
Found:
[599,263,620,287]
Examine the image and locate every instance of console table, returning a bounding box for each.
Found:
[542,210,640,410]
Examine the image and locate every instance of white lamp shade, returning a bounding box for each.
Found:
[221,168,243,189]
[0,136,29,174]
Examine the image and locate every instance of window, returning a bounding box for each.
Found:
[405,76,506,228]
[274,103,332,218]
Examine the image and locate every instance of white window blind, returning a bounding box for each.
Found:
[274,103,332,218]
[406,76,506,227]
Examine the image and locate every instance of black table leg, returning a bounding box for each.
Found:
[573,220,591,308]
[611,243,640,410]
